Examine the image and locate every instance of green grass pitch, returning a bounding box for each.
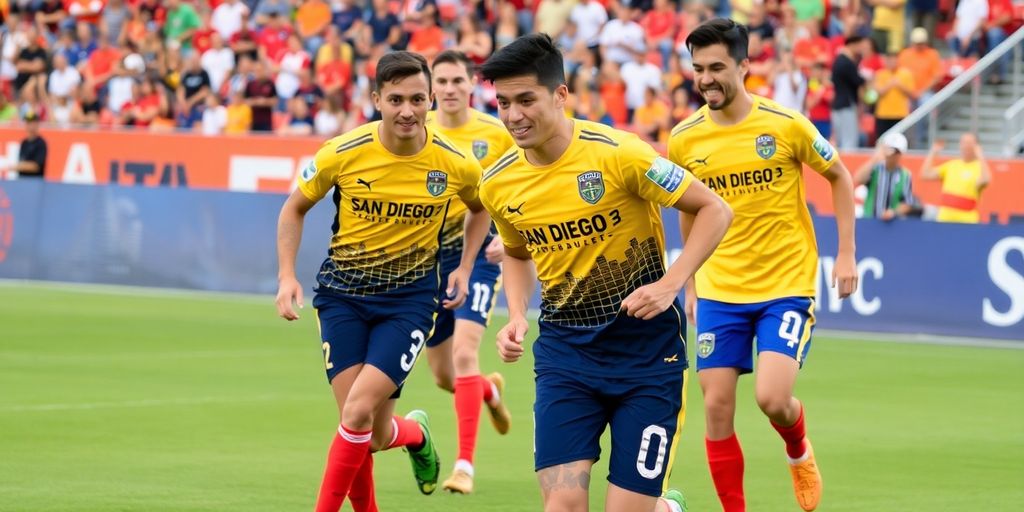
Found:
[1,283,1022,511]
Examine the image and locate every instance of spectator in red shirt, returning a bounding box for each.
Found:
[244,59,277,132]
[65,0,105,26]
[316,44,352,108]
[121,76,161,127]
[257,11,292,64]
[806,61,835,140]
[192,9,217,56]
[642,0,678,71]
[83,29,121,90]
[407,11,447,63]
[985,0,1018,83]
[229,11,259,63]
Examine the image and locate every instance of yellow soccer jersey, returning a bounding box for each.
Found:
[668,96,838,304]
[427,109,515,251]
[297,121,483,296]
[481,120,695,328]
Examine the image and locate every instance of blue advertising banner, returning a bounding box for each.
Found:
[1,181,1021,340]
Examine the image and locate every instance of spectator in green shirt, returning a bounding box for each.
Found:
[165,0,203,53]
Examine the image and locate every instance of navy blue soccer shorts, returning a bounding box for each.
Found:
[694,296,817,373]
[533,367,687,497]
[312,290,437,395]
[426,248,501,348]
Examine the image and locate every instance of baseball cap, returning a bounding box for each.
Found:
[910,27,928,45]
[882,132,908,155]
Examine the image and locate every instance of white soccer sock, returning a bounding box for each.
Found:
[454,459,474,477]
[661,497,683,512]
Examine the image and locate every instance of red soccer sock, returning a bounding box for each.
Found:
[455,375,485,464]
[315,426,371,512]
[706,433,746,512]
[771,402,808,460]
[387,416,424,451]
[348,452,378,512]
[480,375,496,404]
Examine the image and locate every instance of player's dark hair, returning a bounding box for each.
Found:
[480,33,565,91]
[686,18,749,64]
[844,35,866,46]
[432,50,475,77]
[375,51,431,94]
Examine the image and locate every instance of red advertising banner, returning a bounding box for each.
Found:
[1,127,1022,222]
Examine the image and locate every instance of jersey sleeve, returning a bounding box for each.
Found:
[789,113,838,174]
[296,141,340,202]
[455,155,484,206]
[621,135,694,208]
[480,186,528,248]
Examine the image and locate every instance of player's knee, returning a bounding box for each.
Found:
[703,394,736,422]
[452,344,479,373]
[755,391,789,419]
[340,401,376,431]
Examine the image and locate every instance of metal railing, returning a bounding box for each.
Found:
[883,26,1024,154]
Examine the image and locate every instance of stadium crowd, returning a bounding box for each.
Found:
[0,0,1020,147]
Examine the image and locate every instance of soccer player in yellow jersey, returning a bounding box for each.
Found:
[668,19,859,512]
[274,52,492,512]
[421,50,516,495]
[481,34,733,512]
[919,134,992,223]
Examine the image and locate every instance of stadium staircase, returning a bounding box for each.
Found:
[887,26,1024,156]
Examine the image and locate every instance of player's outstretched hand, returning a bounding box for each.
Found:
[496,316,528,363]
[484,236,505,264]
[443,264,471,309]
[621,280,680,320]
[833,252,858,299]
[275,277,304,321]
[684,286,697,325]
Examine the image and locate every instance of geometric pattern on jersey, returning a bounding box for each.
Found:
[317,241,438,296]
[540,236,665,327]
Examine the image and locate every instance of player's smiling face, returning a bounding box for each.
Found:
[373,72,432,140]
[692,43,748,111]
[433,61,474,116]
[494,74,568,150]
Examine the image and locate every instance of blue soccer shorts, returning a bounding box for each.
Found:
[533,368,687,497]
[312,291,437,394]
[694,296,817,373]
[426,248,501,348]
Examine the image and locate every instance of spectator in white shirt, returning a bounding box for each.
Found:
[569,0,608,49]
[599,3,645,65]
[201,93,228,135]
[947,0,988,57]
[772,51,806,112]
[201,33,235,96]
[212,0,250,39]
[620,47,661,121]
[47,53,82,99]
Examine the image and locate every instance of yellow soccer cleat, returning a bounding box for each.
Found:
[485,373,511,435]
[788,440,823,511]
[441,469,474,494]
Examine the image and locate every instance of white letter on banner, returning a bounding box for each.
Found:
[228,156,295,192]
[983,236,1024,328]
[850,257,883,316]
[62,143,95,184]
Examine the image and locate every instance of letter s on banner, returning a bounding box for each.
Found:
[983,236,1024,328]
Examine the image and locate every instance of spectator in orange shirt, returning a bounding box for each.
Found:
[898,27,941,147]
[83,29,121,89]
[633,86,670,144]
[407,11,447,64]
[872,51,915,140]
[295,0,331,53]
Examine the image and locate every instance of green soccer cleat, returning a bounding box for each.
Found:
[404,409,440,495]
[662,488,688,512]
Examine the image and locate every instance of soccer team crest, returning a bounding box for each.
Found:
[426,171,448,197]
[472,140,488,161]
[756,134,776,159]
[697,333,716,358]
[577,171,605,204]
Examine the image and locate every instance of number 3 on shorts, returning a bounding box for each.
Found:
[400,330,426,372]
[636,425,668,479]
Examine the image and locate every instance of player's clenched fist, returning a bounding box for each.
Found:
[275,276,304,321]
[621,280,682,320]
[496,315,529,363]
